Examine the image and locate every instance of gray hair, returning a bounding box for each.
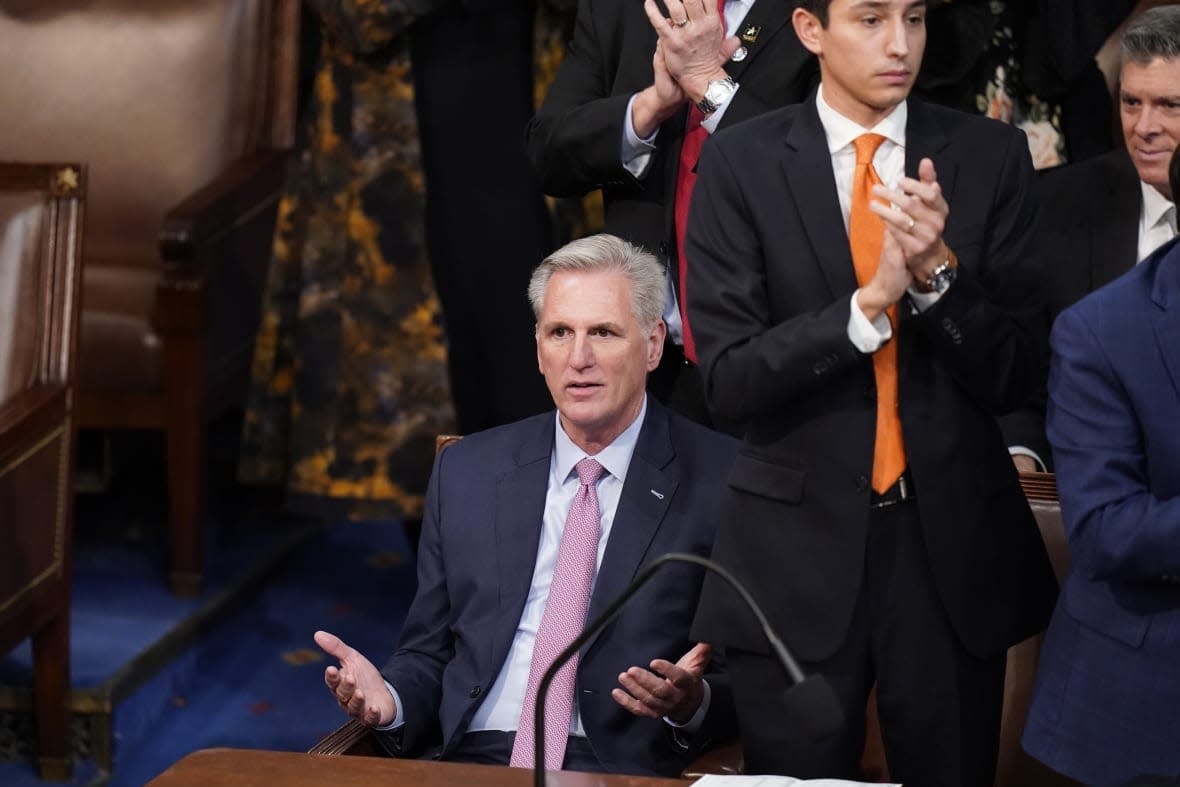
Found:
[527,233,667,330]
[1122,6,1180,65]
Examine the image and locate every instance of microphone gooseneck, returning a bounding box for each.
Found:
[531,551,842,786]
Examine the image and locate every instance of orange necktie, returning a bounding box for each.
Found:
[849,133,905,494]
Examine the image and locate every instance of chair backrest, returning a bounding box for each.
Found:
[0,161,84,642]
[0,0,297,273]
[0,163,84,407]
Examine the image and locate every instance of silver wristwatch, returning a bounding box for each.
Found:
[921,256,958,294]
[695,76,737,115]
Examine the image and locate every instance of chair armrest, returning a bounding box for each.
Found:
[0,385,68,460]
[308,719,382,757]
[158,149,291,274]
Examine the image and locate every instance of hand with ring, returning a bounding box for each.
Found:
[869,157,953,282]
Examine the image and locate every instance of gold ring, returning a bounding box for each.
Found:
[674,17,689,27]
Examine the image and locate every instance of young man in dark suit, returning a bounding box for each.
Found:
[314,234,739,776]
[685,2,1057,784]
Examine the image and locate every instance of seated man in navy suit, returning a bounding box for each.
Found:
[313,233,739,776]
[1021,145,1180,784]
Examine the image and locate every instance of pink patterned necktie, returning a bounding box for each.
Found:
[510,457,607,770]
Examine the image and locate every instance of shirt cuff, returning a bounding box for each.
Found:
[906,285,944,311]
[373,679,405,731]
[848,290,892,353]
[662,679,711,734]
[1008,445,1046,472]
[622,93,659,179]
[699,83,740,134]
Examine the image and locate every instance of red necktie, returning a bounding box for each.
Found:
[510,458,607,770]
[673,0,727,364]
[849,134,905,493]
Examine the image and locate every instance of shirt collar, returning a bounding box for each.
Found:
[552,395,647,485]
[816,84,908,156]
[1140,179,1176,231]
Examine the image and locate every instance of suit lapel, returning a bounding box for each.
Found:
[1150,246,1180,397]
[784,100,857,298]
[898,101,952,377]
[582,403,678,655]
[903,100,954,202]
[722,0,791,82]
[1094,151,1142,287]
[490,417,553,664]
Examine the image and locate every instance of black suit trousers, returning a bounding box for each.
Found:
[727,500,1005,787]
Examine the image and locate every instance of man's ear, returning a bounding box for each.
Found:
[792,7,824,57]
[647,320,667,371]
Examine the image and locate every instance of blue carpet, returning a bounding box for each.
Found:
[0,425,418,785]
[0,520,415,786]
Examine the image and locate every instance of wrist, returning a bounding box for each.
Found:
[682,68,731,106]
[632,88,680,139]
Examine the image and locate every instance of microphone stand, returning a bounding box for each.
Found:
[531,551,825,787]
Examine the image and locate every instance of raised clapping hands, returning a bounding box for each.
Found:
[631,0,740,137]
[870,157,953,284]
[314,630,397,728]
[858,157,954,320]
[611,641,711,724]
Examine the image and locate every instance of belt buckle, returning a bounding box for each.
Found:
[870,473,912,509]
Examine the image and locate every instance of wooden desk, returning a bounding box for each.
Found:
[147,748,693,786]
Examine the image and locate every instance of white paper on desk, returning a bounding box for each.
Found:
[692,775,900,787]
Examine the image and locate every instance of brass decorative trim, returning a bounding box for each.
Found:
[0,422,68,618]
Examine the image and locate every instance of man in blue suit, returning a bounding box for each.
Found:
[1022,147,1180,784]
[314,234,739,776]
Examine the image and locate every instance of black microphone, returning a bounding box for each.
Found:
[531,551,844,786]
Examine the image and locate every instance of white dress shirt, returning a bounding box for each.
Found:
[1138,180,1178,263]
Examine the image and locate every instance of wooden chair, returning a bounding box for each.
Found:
[0,0,300,595]
[0,161,86,780]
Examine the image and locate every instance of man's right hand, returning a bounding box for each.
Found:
[314,630,397,727]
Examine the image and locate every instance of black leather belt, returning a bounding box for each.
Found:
[870,470,915,509]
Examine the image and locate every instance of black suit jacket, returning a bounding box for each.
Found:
[524,0,817,258]
[1000,148,1142,466]
[380,399,740,776]
[1038,148,1141,319]
[685,96,1057,663]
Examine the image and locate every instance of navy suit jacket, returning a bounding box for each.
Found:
[379,399,739,776]
[685,96,1058,662]
[1023,240,1180,785]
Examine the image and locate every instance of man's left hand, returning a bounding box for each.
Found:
[611,642,710,723]
[871,157,953,284]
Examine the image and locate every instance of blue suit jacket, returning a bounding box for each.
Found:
[379,399,739,776]
[1023,240,1180,785]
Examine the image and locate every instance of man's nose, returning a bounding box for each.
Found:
[885,18,910,57]
[569,334,594,367]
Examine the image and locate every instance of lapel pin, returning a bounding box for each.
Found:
[731,45,748,62]
[741,24,761,42]
[650,489,665,500]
